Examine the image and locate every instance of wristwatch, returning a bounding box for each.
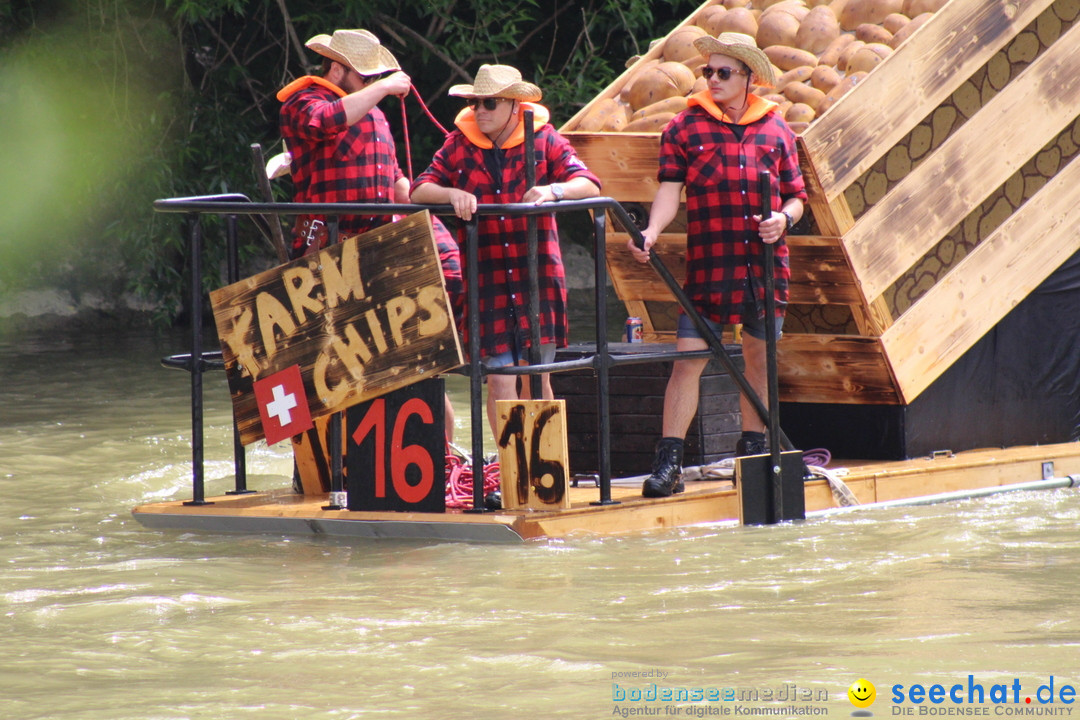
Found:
[781,209,795,232]
[551,183,565,201]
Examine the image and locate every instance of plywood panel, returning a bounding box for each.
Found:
[802,0,1059,202]
[606,233,862,305]
[882,153,1080,402]
[210,211,463,445]
[495,399,572,511]
[563,133,663,203]
[844,21,1080,303]
[777,334,900,405]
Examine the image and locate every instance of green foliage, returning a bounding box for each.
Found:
[1,0,697,324]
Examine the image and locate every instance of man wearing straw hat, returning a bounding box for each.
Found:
[277,29,463,438]
[410,64,601,439]
[628,32,807,498]
[276,30,460,298]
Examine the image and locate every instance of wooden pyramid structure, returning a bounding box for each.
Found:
[560,0,1080,457]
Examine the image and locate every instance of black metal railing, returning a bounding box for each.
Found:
[153,193,790,511]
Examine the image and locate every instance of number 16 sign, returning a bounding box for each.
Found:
[346,378,446,513]
[495,399,571,511]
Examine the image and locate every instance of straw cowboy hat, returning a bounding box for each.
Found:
[693,32,776,88]
[448,64,542,102]
[305,29,400,76]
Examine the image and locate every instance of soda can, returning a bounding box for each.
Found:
[625,317,643,343]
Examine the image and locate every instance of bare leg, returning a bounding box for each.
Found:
[444,392,455,444]
[486,373,519,440]
[661,337,709,438]
[519,370,553,401]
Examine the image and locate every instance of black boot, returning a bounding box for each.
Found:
[735,431,767,457]
[642,437,685,498]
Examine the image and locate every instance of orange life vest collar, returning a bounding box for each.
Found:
[687,90,776,125]
[276,75,347,103]
[453,102,551,150]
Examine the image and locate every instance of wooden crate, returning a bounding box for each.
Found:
[552,343,743,478]
[559,0,1080,457]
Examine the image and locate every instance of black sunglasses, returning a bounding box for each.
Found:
[701,66,747,81]
[468,98,504,111]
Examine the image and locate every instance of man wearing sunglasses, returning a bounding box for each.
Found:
[411,64,601,440]
[627,32,808,498]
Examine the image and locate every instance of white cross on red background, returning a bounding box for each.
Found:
[265,384,297,426]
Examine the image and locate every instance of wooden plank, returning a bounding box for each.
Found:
[606,232,685,302]
[797,139,895,335]
[210,211,463,445]
[881,152,1080,402]
[606,232,863,305]
[563,133,663,203]
[291,418,334,495]
[777,334,901,404]
[846,21,1080,303]
[797,139,855,238]
[495,399,572,510]
[801,0,1058,202]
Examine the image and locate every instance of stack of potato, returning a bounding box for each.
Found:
[574,0,947,134]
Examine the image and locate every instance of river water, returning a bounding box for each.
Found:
[3,322,1080,720]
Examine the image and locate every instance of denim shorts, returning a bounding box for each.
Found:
[676,309,783,341]
[482,343,556,368]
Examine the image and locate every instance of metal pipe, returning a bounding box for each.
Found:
[463,218,488,513]
[591,211,617,505]
[759,170,783,506]
[322,412,345,510]
[183,214,210,507]
[523,110,542,399]
[224,214,253,496]
[807,475,1080,518]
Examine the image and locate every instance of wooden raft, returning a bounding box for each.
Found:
[131,441,1080,542]
[560,0,1080,407]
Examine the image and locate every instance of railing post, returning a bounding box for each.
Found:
[322,412,346,510]
[224,213,254,495]
[758,171,784,508]
[463,218,489,513]
[523,111,542,399]
[183,214,211,506]
[591,210,618,505]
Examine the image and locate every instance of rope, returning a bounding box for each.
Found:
[399,97,413,182]
[801,447,832,467]
[410,83,450,137]
[398,84,450,186]
[445,451,501,509]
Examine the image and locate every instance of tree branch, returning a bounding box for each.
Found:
[274,0,310,76]
[373,12,472,83]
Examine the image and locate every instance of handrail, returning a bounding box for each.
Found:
[154,192,791,511]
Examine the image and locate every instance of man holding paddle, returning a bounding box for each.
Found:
[628,32,806,498]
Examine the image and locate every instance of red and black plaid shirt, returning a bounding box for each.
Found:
[413,111,600,359]
[278,77,462,313]
[659,98,806,325]
[279,77,402,254]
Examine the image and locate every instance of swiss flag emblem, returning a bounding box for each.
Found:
[253,365,313,445]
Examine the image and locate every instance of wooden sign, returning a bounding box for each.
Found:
[495,399,571,510]
[210,211,463,446]
[346,378,446,513]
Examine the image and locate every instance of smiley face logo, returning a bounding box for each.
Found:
[848,678,876,708]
